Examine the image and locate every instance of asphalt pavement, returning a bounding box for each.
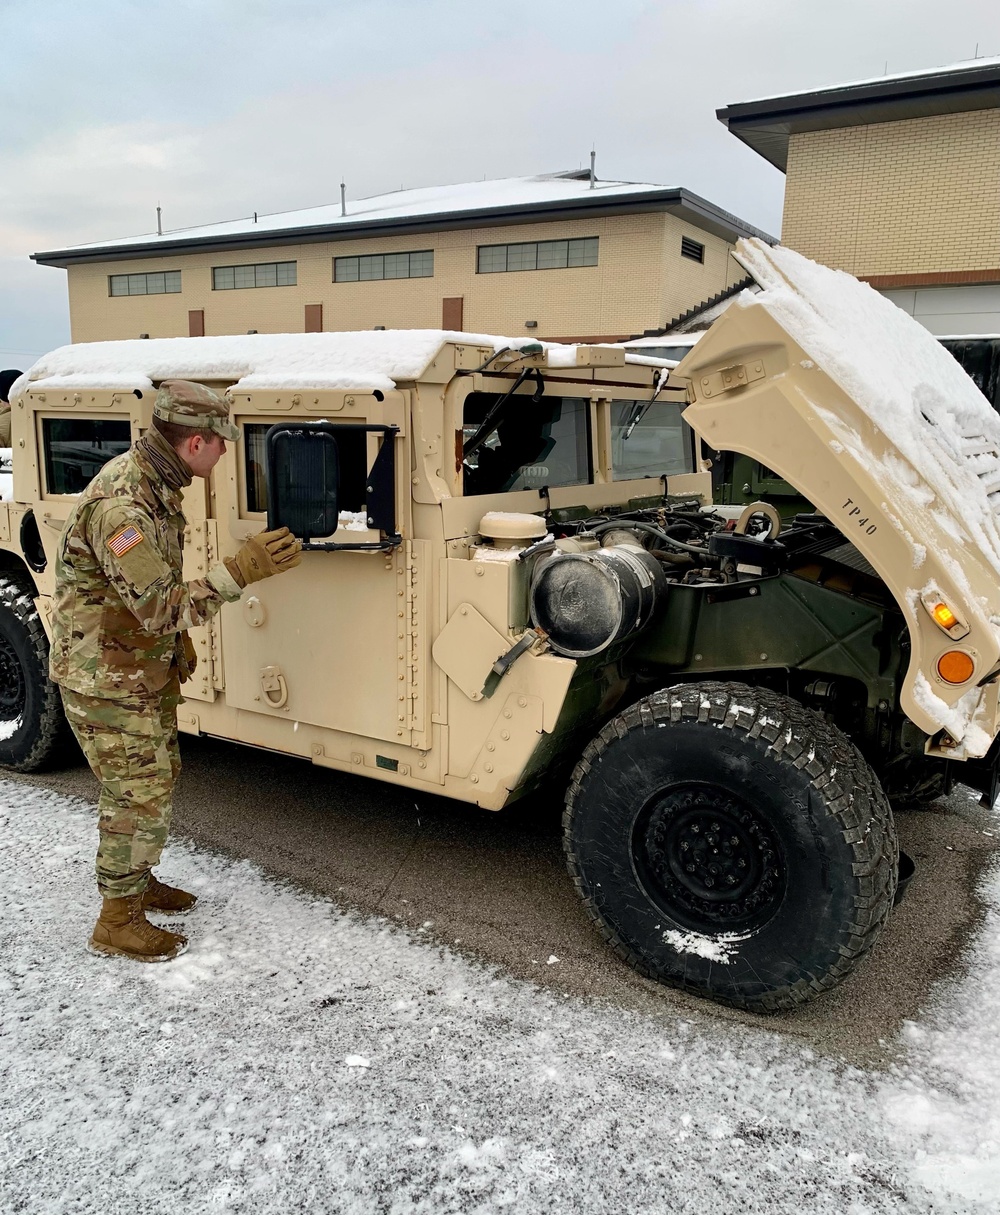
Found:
[12,730,999,1068]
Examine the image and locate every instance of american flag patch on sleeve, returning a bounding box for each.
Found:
[108,525,144,557]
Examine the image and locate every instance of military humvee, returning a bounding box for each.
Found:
[3,238,1000,1012]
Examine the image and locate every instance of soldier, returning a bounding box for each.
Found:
[0,369,23,447]
[50,380,302,963]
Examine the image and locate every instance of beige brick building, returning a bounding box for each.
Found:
[33,172,769,345]
[718,59,1000,334]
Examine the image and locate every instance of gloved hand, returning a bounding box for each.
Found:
[225,527,303,588]
[178,632,198,683]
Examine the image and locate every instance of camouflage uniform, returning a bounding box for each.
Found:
[51,381,243,899]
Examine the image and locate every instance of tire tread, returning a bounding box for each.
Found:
[564,680,898,1013]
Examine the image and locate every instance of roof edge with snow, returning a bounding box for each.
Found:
[718,57,1000,172]
[32,182,775,268]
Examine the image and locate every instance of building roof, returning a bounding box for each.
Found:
[718,56,1000,171]
[32,171,774,268]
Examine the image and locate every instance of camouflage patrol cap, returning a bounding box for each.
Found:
[153,380,241,442]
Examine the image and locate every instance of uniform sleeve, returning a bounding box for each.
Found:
[90,501,242,637]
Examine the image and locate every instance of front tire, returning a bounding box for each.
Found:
[0,574,72,771]
[564,682,897,1012]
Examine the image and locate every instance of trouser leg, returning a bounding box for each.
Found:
[60,680,181,899]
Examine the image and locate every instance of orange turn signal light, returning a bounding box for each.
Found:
[937,650,975,685]
[932,603,959,631]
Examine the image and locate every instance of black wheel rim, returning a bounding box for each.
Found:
[632,783,786,933]
[0,633,26,724]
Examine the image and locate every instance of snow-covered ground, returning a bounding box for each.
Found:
[2,779,1000,1214]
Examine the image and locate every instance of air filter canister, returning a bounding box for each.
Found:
[529,545,666,658]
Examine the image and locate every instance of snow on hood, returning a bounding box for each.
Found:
[736,238,1000,585]
[22,331,556,395]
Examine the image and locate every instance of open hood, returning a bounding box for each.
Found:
[676,238,1000,759]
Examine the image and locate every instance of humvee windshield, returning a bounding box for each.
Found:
[462,392,590,495]
[610,400,695,481]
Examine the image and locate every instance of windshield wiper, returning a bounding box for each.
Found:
[463,367,545,461]
[623,368,670,441]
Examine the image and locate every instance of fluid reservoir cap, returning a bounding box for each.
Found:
[478,511,547,550]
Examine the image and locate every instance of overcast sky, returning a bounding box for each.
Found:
[1,0,998,368]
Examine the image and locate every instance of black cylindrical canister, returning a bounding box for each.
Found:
[529,545,666,658]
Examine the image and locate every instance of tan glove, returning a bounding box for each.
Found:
[224,527,303,588]
[178,632,198,683]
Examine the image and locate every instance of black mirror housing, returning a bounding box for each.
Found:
[266,424,341,541]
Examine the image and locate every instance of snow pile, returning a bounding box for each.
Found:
[5,778,991,1213]
[737,238,1000,583]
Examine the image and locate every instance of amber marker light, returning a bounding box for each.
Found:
[932,603,959,631]
[937,650,976,685]
[920,594,970,640]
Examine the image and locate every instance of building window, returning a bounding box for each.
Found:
[680,236,705,263]
[477,237,598,274]
[334,250,434,283]
[108,271,181,297]
[212,261,297,290]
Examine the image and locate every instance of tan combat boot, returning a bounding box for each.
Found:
[143,873,198,916]
[88,894,188,963]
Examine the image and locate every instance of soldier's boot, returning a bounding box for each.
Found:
[143,873,198,917]
[88,894,188,963]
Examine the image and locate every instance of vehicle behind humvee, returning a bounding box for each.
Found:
[4,239,1000,1012]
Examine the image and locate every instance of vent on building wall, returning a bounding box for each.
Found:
[681,236,705,264]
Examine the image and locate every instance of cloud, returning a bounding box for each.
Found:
[2,0,997,356]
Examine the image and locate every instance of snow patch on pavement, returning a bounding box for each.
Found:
[2,778,999,1212]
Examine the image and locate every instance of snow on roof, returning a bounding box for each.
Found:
[46,173,678,256]
[20,330,565,395]
[622,334,703,349]
[736,55,1000,108]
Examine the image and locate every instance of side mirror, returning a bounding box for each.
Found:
[264,421,401,552]
[265,424,340,541]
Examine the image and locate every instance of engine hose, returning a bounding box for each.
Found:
[590,518,708,556]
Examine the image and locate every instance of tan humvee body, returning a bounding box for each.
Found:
[5,338,706,810]
[13,239,1000,1011]
[7,239,1000,813]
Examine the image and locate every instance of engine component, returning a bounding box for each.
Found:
[529,544,666,658]
[478,511,548,549]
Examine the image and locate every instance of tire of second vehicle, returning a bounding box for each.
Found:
[0,573,72,771]
[564,681,898,1012]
